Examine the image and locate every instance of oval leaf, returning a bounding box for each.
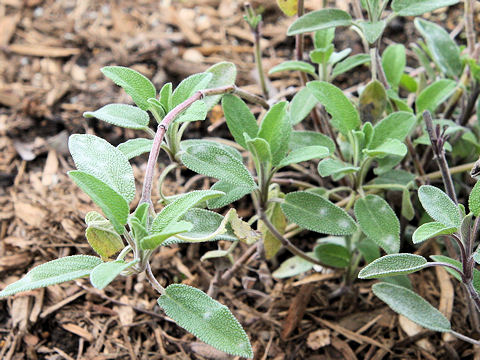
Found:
[222,94,259,149]
[314,243,350,268]
[157,284,253,358]
[207,180,252,210]
[272,254,315,279]
[382,44,406,89]
[359,254,427,279]
[392,0,459,16]
[289,131,335,154]
[278,146,329,168]
[203,62,237,110]
[117,138,153,160]
[332,53,370,78]
[90,259,139,289]
[418,185,461,228]
[416,79,456,115]
[83,104,149,130]
[289,87,319,125]
[269,60,317,77]
[412,221,457,244]
[287,9,352,35]
[369,112,416,149]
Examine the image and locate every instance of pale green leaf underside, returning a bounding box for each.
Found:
[278,146,329,168]
[203,62,237,110]
[175,100,208,123]
[68,171,129,234]
[418,185,461,228]
[207,180,252,209]
[357,20,386,44]
[272,253,315,279]
[372,282,451,332]
[282,191,357,235]
[141,221,193,250]
[412,222,457,244]
[318,158,359,177]
[392,0,459,16]
[83,104,149,130]
[90,259,139,289]
[69,134,136,203]
[117,138,153,160]
[181,139,242,161]
[287,9,352,35]
[332,53,370,78]
[364,138,407,159]
[158,284,253,358]
[0,255,102,298]
[269,60,317,77]
[359,254,427,279]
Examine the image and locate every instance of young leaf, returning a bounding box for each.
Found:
[269,61,317,77]
[414,18,462,78]
[416,79,456,114]
[222,94,259,149]
[282,191,357,235]
[369,112,416,149]
[382,44,406,89]
[69,134,136,203]
[278,146,329,168]
[159,82,173,112]
[392,0,459,16]
[68,171,129,234]
[412,222,457,244]
[357,238,381,264]
[90,259,139,289]
[147,97,166,120]
[399,74,418,93]
[359,80,387,122]
[258,101,291,166]
[85,212,124,259]
[117,138,153,160]
[401,188,415,221]
[287,9,352,35]
[0,255,102,298]
[141,221,193,249]
[289,87,319,125]
[357,20,386,44]
[359,254,427,279]
[245,135,272,169]
[289,131,335,154]
[469,181,480,216]
[418,185,461,228]
[101,66,156,111]
[318,158,359,178]
[83,104,150,130]
[172,73,212,107]
[314,243,350,268]
[364,138,407,158]
[332,53,370,78]
[181,139,242,161]
[207,180,252,209]
[181,143,256,190]
[157,284,253,358]
[372,282,451,332]
[203,62,237,110]
[272,254,315,279]
[307,81,361,136]
[175,100,208,123]
[354,195,400,254]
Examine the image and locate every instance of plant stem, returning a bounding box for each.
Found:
[145,262,165,295]
[423,262,463,277]
[450,330,480,346]
[418,161,475,181]
[295,0,305,64]
[465,0,476,56]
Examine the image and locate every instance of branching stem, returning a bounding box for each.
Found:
[146,262,165,295]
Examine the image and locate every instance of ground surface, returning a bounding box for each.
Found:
[1,0,480,359]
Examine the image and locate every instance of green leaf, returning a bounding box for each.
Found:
[357,238,380,264]
[159,82,173,112]
[354,194,400,254]
[85,212,124,259]
[381,275,413,290]
[278,146,329,168]
[222,94,259,149]
[382,44,406,89]
[416,79,456,114]
[277,0,298,16]
[314,242,350,268]
[359,254,427,279]
[401,188,415,220]
[314,28,335,49]
[68,171,129,234]
[399,74,418,93]
[175,100,208,123]
[260,201,286,260]
[287,9,352,35]
[269,61,317,77]
[289,131,335,154]
[101,66,156,111]
[147,98,166,119]
[172,73,212,108]
[318,158,359,178]
[372,282,451,332]
[469,181,480,216]
[90,259,139,289]
[69,134,136,203]
[141,221,193,249]
[430,255,480,292]
[359,80,387,122]
[332,53,370,78]
[412,222,457,244]
[258,101,291,166]
[181,142,256,189]
[369,112,416,149]
[272,254,315,279]
[357,20,386,44]
[117,138,153,160]
[206,181,252,209]
[151,190,224,233]
[328,48,352,65]
[203,62,237,110]
[418,185,461,227]
[373,170,415,187]
[307,81,361,136]
[282,191,357,235]
[414,18,462,78]
[289,87,319,125]
[392,0,459,16]
[181,139,242,161]
[0,255,102,298]
[83,104,150,130]
[364,138,407,158]
[157,284,253,358]
[309,46,334,65]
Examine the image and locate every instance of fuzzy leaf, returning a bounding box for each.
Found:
[157,284,253,358]
[245,135,272,171]
[181,143,256,190]
[332,53,370,78]
[69,134,136,203]
[272,254,315,279]
[359,254,427,279]
[401,188,415,220]
[222,94,259,149]
[101,66,156,110]
[203,62,237,110]
[412,222,457,244]
[289,131,335,154]
[172,73,212,108]
[68,171,129,234]
[307,81,360,136]
[90,259,139,289]
[372,282,451,332]
[269,61,317,77]
[357,20,386,44]
[369,112,416,149]
[364,138,407,158]
[207,181,252,209]
[416,79,456,114]
[289,87,319,125]
[175,100,208,123]
[318,158,359,178]
[354,195,400,254]
[181,139,242,161]
[418,185,461,228]
[278,146,329,168]
[159,82,173,111]
[359,80,387,122]
[84,104,149,130]
[85,215,124,259]
[392,0,459,16]
[141,221,193,249]
[282,191,357,235]
[314,243,350,268]
[117,138,153,159]
[382,44,406,89]
[469,181,480,216]
[0,255,102,298]
[357,238,380,264]
[287,9,352,35]
[430,255,480,292]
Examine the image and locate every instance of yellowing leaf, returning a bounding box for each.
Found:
[277,0,298,16]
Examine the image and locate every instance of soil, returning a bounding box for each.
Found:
[1,0,480,359]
